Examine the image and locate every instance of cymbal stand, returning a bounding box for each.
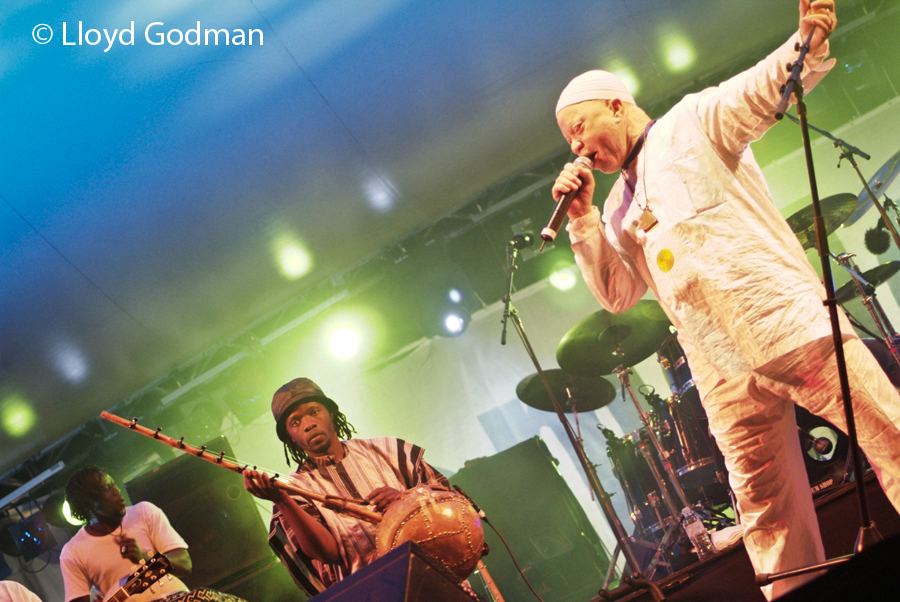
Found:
[505,312,660,591]
[831,252,900,371]
[793,111,900,251]
[501,256,663,601]
[567,387,595,502]
[759,27,879,589]
[613,366,708,572]
[612,366,692,513]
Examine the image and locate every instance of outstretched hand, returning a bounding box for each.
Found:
[800,0,837,53]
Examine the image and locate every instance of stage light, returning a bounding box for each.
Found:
[365,175,396,213]
[41,492,81,529]
[278,243,312,278]
[605,60,640,97]
[0,394,36,438]
[448,288,463,304]
[441,307,470,337]
[549,267,578,291]
[51,340,90,384]
[663,35,695,72]
[329,328,360,359]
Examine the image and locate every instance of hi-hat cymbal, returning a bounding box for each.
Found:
[556,300,672,376]
[845,150,900,226]
[835,260,900,304]
[516,369,616,413]
[785,193,858,250]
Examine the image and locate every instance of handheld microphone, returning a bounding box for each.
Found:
[540,156,593,248]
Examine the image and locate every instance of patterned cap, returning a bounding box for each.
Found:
[556,70,636,115]
[271,378,338,442]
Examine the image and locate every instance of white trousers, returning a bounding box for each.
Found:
[704,337,900,600]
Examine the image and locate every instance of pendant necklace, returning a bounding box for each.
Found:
[622,120,657,233]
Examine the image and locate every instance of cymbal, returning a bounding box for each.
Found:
[835,260,900,304]
[516,369,616,413]
[845,150,900,226]
[556,300,672,376]
[785,193,858,250]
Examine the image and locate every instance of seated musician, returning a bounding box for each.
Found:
[243,378,450,594]
[59,466,244,602]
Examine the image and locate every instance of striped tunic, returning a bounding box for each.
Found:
[268,437,449,592]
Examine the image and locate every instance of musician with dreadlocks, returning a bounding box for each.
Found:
[243,378,449,594]
[59,465,192,602]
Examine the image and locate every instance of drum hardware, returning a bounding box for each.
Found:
[556,301,672,377]
[844,148,900,226]
[785,193,858,250]
[612,367,691,509]
[832,253,900,376]
[502,243,660,598]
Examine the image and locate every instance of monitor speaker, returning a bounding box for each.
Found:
[450,436,611,602]
[125,436,273,589]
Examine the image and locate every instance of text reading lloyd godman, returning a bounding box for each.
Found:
[61,21,263,51]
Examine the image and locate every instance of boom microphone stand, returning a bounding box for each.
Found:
[501,242,665,601]
[757,27,880,588]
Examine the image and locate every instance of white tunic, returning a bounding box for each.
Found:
[568,33,839,397]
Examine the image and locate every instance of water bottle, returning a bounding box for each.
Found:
[682,506,716,560]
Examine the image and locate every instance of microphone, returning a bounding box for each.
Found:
[508,233,534,250]
[540,156,593,247]
[865,220,891,255]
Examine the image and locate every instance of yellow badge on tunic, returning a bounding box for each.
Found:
[657,249,675,272]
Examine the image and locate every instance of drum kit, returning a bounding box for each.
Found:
[516,302,735,579]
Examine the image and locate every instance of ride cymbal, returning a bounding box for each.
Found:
[845,150,900,226]
[785,193,858,250]
[515,369,616,413]
[556,300,672,376]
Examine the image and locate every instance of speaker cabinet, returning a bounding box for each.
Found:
[450,437,611,602]
[125,436,273,590]
[311,541,472,602]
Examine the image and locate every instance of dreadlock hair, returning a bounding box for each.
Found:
[282,405,357,466]
[65,464,108,523]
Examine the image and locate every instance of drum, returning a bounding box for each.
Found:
[657,334,694,397]
[656,336,723,490]
[600,427,676,536]
[375,487,485,580]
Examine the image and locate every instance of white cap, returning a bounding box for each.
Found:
[556,70,636,115]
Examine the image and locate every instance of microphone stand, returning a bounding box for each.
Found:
[783,113,900,251]
[501,248,665,601]
[758,29,880,589]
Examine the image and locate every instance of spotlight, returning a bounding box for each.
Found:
[441,307,471,337]
[41,492,82,529]
[329,328,360,359]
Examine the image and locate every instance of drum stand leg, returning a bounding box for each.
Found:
[506,309,647,580]
[614,367,693,514]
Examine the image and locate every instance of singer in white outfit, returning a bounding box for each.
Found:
[551,1,900,598]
